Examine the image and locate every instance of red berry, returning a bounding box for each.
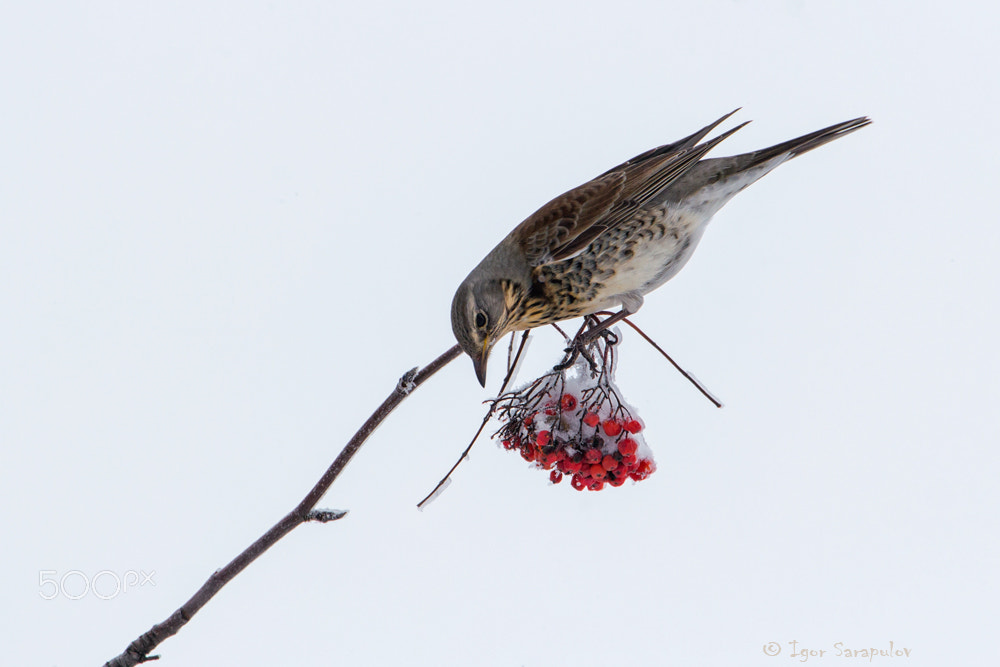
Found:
[549,470,563,484]
[609,474,627,487]
[602,420,622,437]
[589,480,605,491]
[624,419,642,434]
[584,448,602,464]
[561,394,577,411]
[617,438,638,457]
[622,454,638,467]
[561,458,582,474]
[571,474,586,491]
[590,463,607,479]
[536,430,551,447]
[601,454,618,471]
[582,412,600,427]
[520,447,535,462]
[629,459,656,481]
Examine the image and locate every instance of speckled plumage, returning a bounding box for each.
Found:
[452,111,871,385]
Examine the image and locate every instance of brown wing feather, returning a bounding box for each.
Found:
[596,108,741,177]
[511,171,626,265]
[539,122,751,262]
[510,116,750,267]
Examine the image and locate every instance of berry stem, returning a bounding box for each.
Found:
[612,314,724,409]
[416,331,531,509]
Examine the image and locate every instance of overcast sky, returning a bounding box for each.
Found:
[3,2,998,665]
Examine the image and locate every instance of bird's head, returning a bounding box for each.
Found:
[451,278,513,387]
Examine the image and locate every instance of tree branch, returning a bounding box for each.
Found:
[102,344,462,667]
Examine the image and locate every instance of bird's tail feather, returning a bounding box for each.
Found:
[741,116,872,169]
[662,115,871,209]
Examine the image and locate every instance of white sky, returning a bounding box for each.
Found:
[2,2,998,665]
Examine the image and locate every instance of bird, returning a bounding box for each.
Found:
[451,111,871,386]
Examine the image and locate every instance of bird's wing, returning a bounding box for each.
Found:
[511,116,749,266]
[509,171,627,266]
[596,108,741,177]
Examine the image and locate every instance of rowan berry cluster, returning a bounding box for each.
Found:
[494,354,655,491]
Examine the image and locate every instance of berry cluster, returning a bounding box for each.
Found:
[494,356,656,491]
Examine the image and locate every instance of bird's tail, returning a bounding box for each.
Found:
[664,115,871,215]
[739,116,872,168]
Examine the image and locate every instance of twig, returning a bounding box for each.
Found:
[102,344,462,667]
[617,316,723,408]
[416,331,530,508]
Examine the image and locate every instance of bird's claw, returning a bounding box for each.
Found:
[553,345,581,371]
[554,324,617,373]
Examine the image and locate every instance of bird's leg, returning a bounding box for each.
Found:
[575,292,643,347]
[554,291,642,372]
[575,309,631,347]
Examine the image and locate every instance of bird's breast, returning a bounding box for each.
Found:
[519,205,714,326]
[587,205,712,301]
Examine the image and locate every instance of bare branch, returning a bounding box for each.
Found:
[102,344,462,667]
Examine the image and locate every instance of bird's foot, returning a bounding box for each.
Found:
[554,317,621,373]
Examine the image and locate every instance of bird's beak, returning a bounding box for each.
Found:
[473,336,490,387]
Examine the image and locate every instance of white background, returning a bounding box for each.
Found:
[3,2,997,665]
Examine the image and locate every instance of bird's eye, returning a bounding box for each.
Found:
[474,311,488,329]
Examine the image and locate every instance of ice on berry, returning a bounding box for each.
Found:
[491,339,656,491]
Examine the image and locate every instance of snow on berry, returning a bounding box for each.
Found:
[490,333,655,491]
